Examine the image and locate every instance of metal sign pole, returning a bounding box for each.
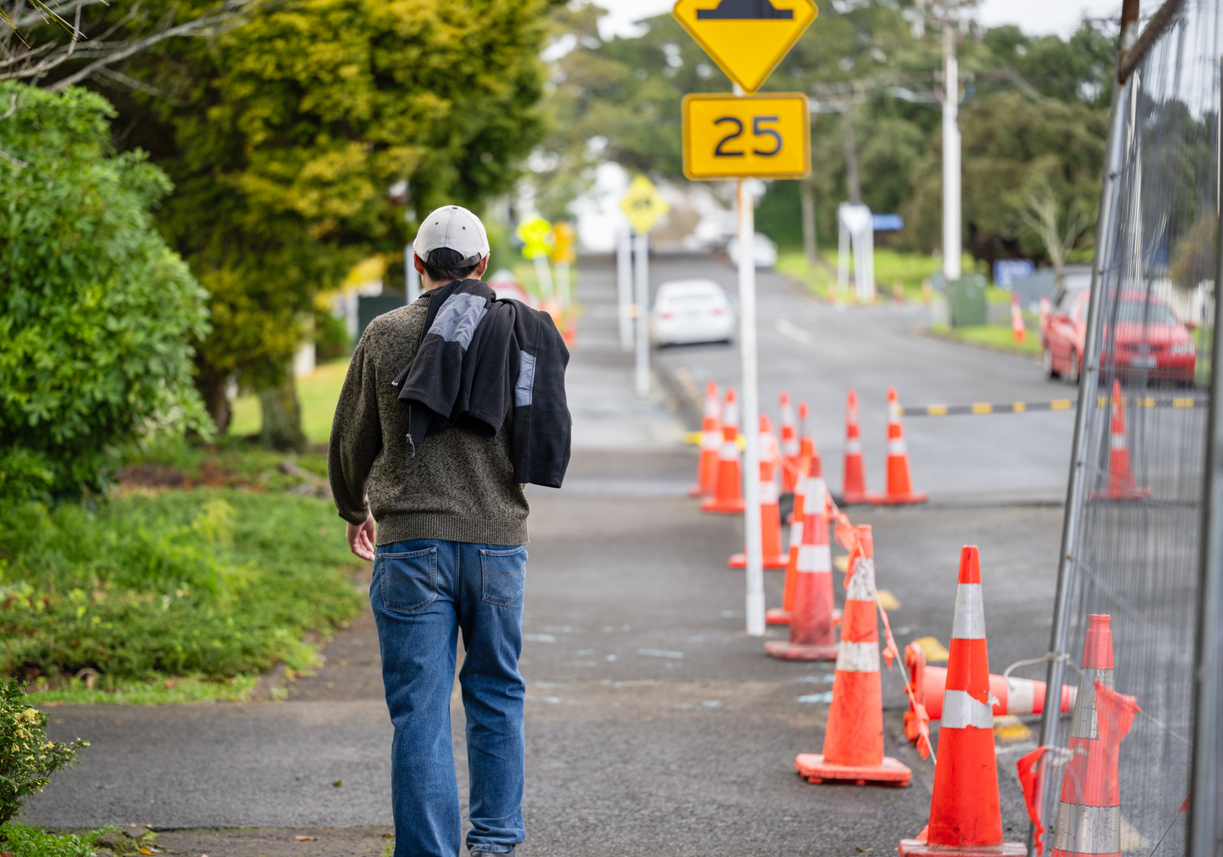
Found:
[738,177,765,637]
[634,231,651,398]
[405,246,421,304]
[617,227,634,352]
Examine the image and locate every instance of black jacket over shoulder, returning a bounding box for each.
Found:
[391,279,572,489]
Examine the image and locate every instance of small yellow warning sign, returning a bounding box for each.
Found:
[619,176,671,235]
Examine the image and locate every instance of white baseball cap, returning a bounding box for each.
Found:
[413,205,490,267]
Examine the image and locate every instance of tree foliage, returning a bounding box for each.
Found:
[0,677,87,827]
[0,82,209,502]
[87,0,558,433]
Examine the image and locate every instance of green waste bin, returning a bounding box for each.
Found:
[949,275,987,327]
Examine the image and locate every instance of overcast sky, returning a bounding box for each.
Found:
[599,0,1122,40]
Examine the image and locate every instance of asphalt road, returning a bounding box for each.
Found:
[25,253,1071,857]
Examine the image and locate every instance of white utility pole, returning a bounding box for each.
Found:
[941,13,963,282]
[633,231,650,398]
[405,245,421,304]
[617,227,634,351]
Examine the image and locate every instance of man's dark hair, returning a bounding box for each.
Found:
[421,247,482,283]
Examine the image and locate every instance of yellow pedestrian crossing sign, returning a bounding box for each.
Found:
[619,176,671,235]
[517,216,553,259]
[672,0,818,95]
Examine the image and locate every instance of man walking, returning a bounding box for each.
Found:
[328,205,571,857]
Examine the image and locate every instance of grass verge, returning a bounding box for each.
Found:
[0,488,365,702]
[928,322,1043,357]
[0,822,130,857]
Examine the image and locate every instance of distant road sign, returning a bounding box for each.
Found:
[620,176,671,235]
[517,217,553,259]
[672,0,818,94]
[994,259,1036,289]
[872,214,904,232]
[682,93,810,181]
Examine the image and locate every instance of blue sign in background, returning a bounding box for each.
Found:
[871,214,904,232]
[994,259,1036,289]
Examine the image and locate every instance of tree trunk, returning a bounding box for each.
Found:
[801,180,818,270]
[199,373,231,436]
[259,374,307,452]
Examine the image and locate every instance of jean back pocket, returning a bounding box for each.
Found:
[480,546,527,606]
[378,547,439,615]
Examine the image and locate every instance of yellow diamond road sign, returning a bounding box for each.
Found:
[620,176,671,235]
[672,0,818,95]
[517,216,553,259]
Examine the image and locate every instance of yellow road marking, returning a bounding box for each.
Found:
[927,405,949,416]
[1051,399,1073,410]
[972,403,994,414]
[876,590,901,611]
[993,715,1032,743]
[913,636,950,664]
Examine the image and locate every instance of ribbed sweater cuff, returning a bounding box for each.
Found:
[376,514,528,548]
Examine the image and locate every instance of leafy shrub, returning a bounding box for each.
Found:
[0,822,113,857]
[0,82,210,503]
[0,680,87,827]
[0,490,363,683]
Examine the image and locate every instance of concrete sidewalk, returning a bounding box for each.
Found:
[24,259,1059,856]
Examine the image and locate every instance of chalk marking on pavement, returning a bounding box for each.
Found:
[797,692,833,704]
[524,634,557,643]
[637,648,685,659]
[776,318,814,344]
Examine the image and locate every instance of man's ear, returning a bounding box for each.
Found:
[475,255,490,280]
[413,254,426,276]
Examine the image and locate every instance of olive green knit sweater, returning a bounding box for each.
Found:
[327,292,529,547]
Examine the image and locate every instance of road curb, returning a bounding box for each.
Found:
[916,327,1043,364]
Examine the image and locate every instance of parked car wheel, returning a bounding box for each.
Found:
[1042,346,1059,380]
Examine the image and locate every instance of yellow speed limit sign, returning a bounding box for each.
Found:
[682,93,810,181]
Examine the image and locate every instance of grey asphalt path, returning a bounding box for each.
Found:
[25,254,1065,856]
[645,254,1077,504]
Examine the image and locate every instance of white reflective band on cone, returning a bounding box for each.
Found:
[702,431,720,449]
[760,480,780,504]
[889,403,901,422]
[1110,433,1126,450]
[1054,802,1121,854]
[846,440,863,454]
[845,558,878,601]
[888,439,907,455]
[942,690,995,729]
[836,640,880,673]
[1005,677,1036,715]
[951,584,987,640]
[798,544,832,574]
[1071,668,1114,740]
[720,441,738,460]
[783,440,800,456]
[790,521,804,543]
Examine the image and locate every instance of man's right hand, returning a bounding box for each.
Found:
[347,513,377,562]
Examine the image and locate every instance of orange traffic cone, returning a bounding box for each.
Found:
[1011,295,1027,345]
[903,642,1077,743]
[1094,380,1150,500]
[1046,615,1140,857]
[779,392,801,494]
[841,390,872,505]
[899,547,1025,856]
[765,471,839,661]
[689,382,722,498]
[871,387,929,506]
[795,526,912,786]
[767,452,812,626]
[730,416,788,569]
[702,389,745,515]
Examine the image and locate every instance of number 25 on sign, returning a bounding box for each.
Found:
[682,93,810,181]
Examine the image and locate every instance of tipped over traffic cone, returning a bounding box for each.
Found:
[1046,615,1140,857]
[899,547,1025,856]
[702,389,745,515]
[903,643,1077,743]
[779,392,801,494]
[765,472,839,661]
[730,416,788,569]
[689,382,722,498]
[871,388,928,506]
[1094,381,1151,501]
[767,452,813,626]
[841,390,872,505]
[795,526,912,786]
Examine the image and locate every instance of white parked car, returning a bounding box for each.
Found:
[727,232,779,269]
[650,279,735,347]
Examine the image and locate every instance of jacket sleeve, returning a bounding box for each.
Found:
[328,340,383,525]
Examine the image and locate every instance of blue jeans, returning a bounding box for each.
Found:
[371,539,527,857]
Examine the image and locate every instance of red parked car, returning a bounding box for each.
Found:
[1041,289,1197,386]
